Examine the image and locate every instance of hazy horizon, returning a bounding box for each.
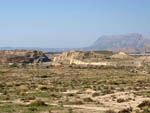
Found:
[0,0,150,48]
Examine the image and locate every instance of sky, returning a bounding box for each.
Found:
[0,0,150,48]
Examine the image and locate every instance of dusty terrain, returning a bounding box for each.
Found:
[0,50,150,113]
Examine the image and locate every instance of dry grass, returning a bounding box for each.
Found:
[0,62,149,113]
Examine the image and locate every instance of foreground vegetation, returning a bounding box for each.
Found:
[0,64,150,113]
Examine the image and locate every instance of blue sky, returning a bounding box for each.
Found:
[0,0,150,48]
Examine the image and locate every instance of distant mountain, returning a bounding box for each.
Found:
[1,33,150,53]
[87,33,150,53]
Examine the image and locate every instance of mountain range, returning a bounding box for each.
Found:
[86,33,150,53]
[1,33,150,53]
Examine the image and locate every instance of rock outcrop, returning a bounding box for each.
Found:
[53,50,112,64]
[53,50,142,67]
[53,50,115,66]
[110,52,133,59]
[0,50,51,64]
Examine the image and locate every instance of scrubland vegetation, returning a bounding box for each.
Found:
[0,63,150,113]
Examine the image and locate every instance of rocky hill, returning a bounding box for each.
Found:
[53,50,114,65]
[87,33,150,52]
[0,50,51,64]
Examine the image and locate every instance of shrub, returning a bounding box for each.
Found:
[105,110,116,113]
[29,99,47,106]
[92,92,100,97]
[118,107,132,113]
[11,63,18,67]
[66,100,83,105]
[138,100,150,108]
[117,98,126,103]
[18,85,28,94]
[37,85,48,90]
[67,93,76,97]
[83,97,94,102]
[68,108,73,113]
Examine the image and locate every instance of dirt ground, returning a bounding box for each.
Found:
[0,64,150,113]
